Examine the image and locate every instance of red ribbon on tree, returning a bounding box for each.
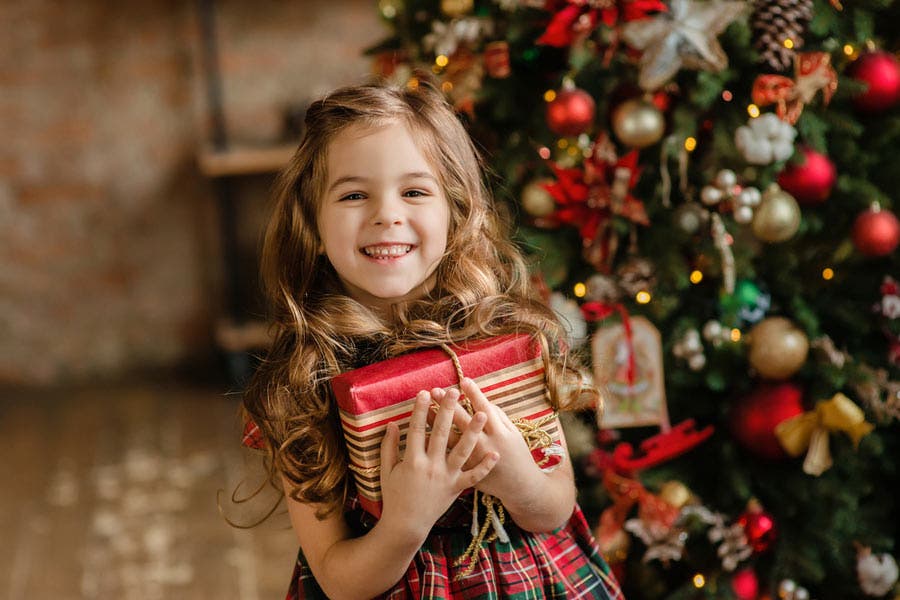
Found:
[751,52,838,124]
[581,301,636,387]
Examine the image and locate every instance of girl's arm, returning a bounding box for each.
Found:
[283,390,497,600]
[442,378,578,533]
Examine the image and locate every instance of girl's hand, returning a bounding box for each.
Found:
[433,378,545,503]
[378,388,498,542]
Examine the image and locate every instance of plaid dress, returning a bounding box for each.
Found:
[285,492,623,599]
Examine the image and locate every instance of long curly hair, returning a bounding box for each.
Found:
[241,78,599,518]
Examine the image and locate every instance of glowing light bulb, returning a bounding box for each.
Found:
[435,55,449,67]
[574,282,587,297]
[684,137,697,152]
[731,328,742,342]
[690,270,703,284]
[822,267,834,280]
[544,90,557,102]
[747,104,761,118]
[636,291,651,304]
[693,574,706,588]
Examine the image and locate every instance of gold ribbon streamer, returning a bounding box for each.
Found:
[775,393,875,476]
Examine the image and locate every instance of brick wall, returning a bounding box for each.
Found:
[0,0,385,385]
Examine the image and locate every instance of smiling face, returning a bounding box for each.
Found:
[317,121,451,313]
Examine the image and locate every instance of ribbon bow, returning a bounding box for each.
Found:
[775,393,874,476]
[752,52,838,125]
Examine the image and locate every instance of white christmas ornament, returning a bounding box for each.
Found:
[423,18,490,57]
[857,547,899,597]
[734,113,797,165]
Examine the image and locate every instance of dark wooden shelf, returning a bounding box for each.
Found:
[198,144,297,177]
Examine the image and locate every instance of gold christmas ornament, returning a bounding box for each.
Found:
[751,184,801,242]
[441,0,474,17]
[748,316,810,379]
[611,98,666,148]
[659,480,693,508]
[595,525,630,564]
[521,179,556,217]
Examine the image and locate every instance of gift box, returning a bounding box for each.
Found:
[331,334,562,518]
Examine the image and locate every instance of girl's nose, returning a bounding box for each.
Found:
[371,196,403,226]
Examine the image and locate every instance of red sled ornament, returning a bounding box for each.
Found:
[331,334,564,518]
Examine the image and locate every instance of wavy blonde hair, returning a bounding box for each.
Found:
[242,78,599,518]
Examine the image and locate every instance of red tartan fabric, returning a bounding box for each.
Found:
[284,494,623,599]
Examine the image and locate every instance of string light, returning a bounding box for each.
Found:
[731,328,742,342]
[636,291,652,304]
[783,38,795,49]
[822,267,834,280]
[684,137,697,152]
[747,104,761,118]
[574,282,587,297]
[538,147,551,159]
[693,574,706,588]
[544,89,557,102]
[557,138,569,149]
[567,146,579,156]
[690,270,704,284]
[441,81,454,93]
[435,55,449,67]
[722,90,733,101]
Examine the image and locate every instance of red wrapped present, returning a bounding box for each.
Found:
[331,334,563,518]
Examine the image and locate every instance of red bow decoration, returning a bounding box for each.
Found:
[537,0,667,47]
[751,52,838,124]
[542,137,648,271]
[593,469,681,560]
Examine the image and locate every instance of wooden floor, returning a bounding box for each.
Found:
[0,380,298,600]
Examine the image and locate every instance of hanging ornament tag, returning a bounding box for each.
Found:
[592,316,669,428]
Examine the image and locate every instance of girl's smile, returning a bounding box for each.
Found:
[317,121,450,312]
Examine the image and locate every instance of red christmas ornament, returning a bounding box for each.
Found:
[853,204,900,257]
[776,148,836,204]
[729,381,805,459]
[849,51,900,113]
[737,500,777,553]
[546,86,596,136]
[731,568,760,600]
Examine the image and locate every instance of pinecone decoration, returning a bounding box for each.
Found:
[751,0,813,72]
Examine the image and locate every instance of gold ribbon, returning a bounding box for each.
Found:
[775,393,874,476]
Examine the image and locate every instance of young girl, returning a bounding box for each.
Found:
[241,78,622,599]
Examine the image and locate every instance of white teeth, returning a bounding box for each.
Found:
[362,244,412,257]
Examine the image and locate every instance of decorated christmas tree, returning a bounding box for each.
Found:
[368,0,900,597]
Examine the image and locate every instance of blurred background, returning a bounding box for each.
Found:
[4,0,900,599]
[1,1,385,598]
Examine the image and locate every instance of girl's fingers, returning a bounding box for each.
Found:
[380,422,400,480]
[457,449,499,490]
[461,378,501,433]
[427,392,457,458]
[405,391,431,456]
[447,411,487,471]
[463,378,516,432]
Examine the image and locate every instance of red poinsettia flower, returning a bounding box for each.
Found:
[537,0,667,47]
[541,146,648,245]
